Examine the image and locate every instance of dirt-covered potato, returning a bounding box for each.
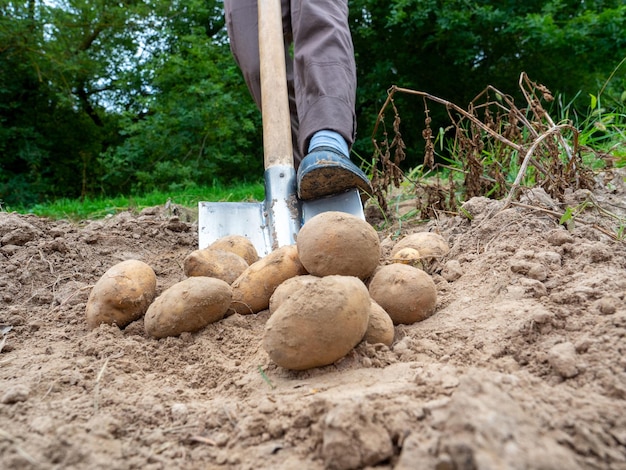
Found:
[268,275,319,315]
[85,259,157,329]
[368,264,437,325]
[297,211,380,280]
[208,235,259,266]
[230,245,307,315]
[364,300,395,346]
[144,277,232,338]
[263,276,370,370]
[183,248,248,284]
[390,232,449,272]
[391,247,423,269]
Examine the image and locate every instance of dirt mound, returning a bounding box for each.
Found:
[1,172,625,469]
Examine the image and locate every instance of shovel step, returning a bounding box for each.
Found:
[301,188,365,223]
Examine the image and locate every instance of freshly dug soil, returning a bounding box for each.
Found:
[1,171,625,469]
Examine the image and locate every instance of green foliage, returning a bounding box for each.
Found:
[558,94,626,168]
[0,0,155,204]
[101,0,262,195]
[101,23,262,194]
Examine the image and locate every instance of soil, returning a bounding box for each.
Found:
[1,169,625,470]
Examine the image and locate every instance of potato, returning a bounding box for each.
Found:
[263,276,370,370]
[85,259,156,329]
[144,277,232,338]
[230,245,307,315]
[209,235,259,265]
[297,211,380,280]
[391,247,423,269]
[368,264,437,325]
[183,248,248,284]
[364,300,395,346]
[390,232,449,272]
[269,275,319,315]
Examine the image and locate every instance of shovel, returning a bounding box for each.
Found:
[198,0,365,256]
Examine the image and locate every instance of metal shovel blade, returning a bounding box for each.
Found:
[198,200,267,253]
[198,165,300,257]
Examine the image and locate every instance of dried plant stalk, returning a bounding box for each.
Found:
[370,72,594,219]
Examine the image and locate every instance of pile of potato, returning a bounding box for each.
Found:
[85,211,448,371]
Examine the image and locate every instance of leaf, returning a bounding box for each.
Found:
[560,207,576,231]
[559,207,574,225]
[589,93,597,110]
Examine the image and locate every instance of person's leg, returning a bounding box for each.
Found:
[290,0,356,156]
[223,0,302,164]
[291,0,371,199]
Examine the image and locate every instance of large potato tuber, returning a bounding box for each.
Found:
[368,264,437,325]
[183,248,248,284]
[390,232,449,272]
[208,235,259,265]
[230,245,307,315]
[85,259,156,329]
[364,300,395,346]
[297,211,380,279]
[268,275,320,315]
[263,275,370,370]
[144,277,232,338]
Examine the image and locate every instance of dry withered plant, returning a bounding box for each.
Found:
[370,72,595,218]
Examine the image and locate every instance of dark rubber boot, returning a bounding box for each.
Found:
[297,147,372,200]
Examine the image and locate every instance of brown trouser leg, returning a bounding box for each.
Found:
[223,0,357,167]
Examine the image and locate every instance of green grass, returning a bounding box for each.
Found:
[4,182,265,221]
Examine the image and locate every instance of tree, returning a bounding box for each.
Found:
[0,0,157,204]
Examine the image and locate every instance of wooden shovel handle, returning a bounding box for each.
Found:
[258,0,294,169]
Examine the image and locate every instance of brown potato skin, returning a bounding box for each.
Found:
[85,259,156,329]
[364,300,395,346]
[297,211,380,280]
[209,235,259,266]
[183,248,248,284]
[263,276,370,370]
[230,245,307,315]
[268,275,319,315]
[368,264,437,325]
[144,277,232,339]
[391,248,423,269]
